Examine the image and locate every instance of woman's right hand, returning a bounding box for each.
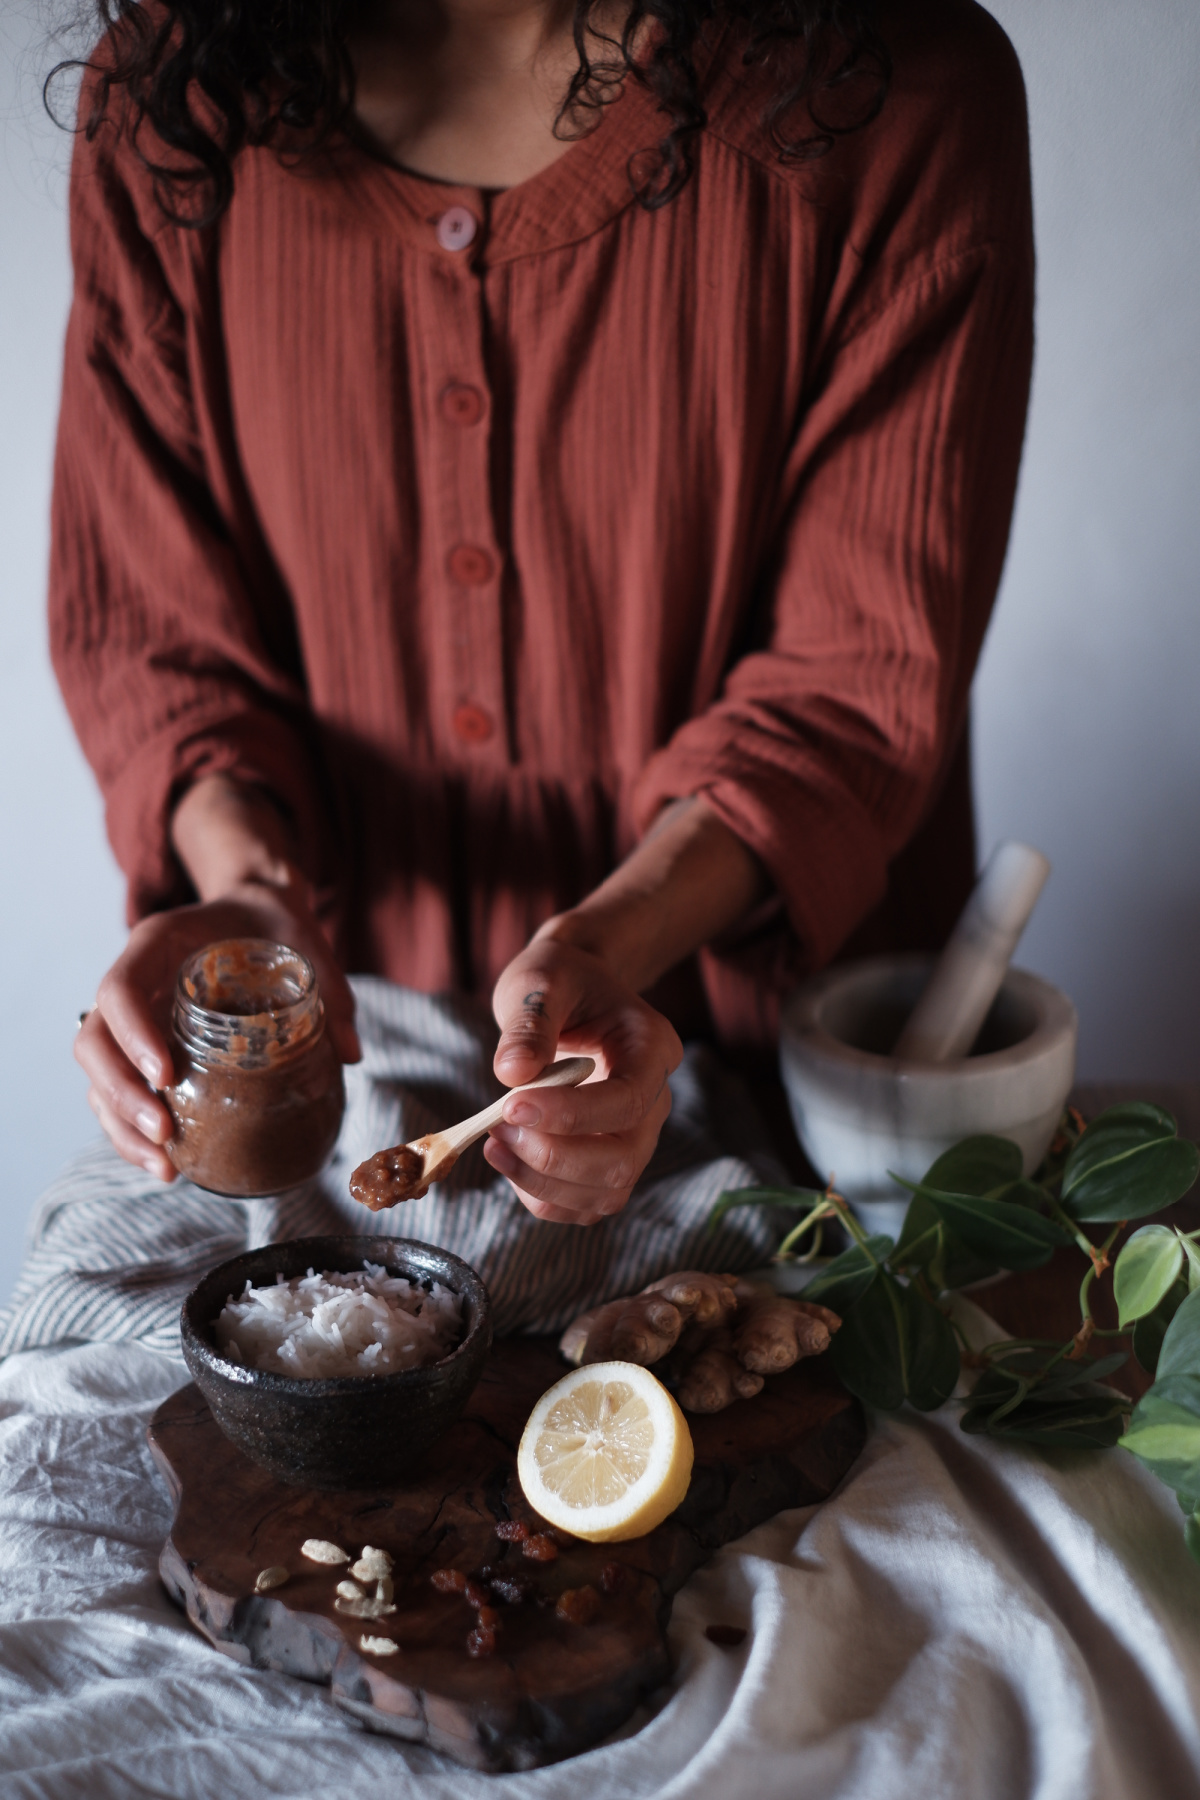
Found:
[75,871,360,1181]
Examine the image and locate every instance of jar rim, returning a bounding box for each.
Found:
[172,938,324,1067]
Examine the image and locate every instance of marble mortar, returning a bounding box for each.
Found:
[779,954,1078,1239]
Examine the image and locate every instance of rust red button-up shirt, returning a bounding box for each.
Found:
[49,1,1034,1048]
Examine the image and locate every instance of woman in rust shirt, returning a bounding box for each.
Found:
[62,0,1033,1225]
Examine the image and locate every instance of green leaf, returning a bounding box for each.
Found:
[1061,1104,1200,1223]
[1184,1512,1200,1566]
[961,1388,1128,1448]
[960,1349,1130,1447]
[919,1136,1024,1197]
[891,1192,996,1292]
[897,1185,1066,1271]
[993,1178,1056,1212]
[1181,1236,1200,1293]
[1155,1287,1200,1380]
[1133,1277,1189,1375]
[829,1272,959,1412]
[1113,1225,1185,1327]
[804,1236,893,1314]
[706,1184,825,1235]
[1121,1374,1200,1492]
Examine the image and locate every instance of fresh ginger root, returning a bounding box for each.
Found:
[560,1271,740,1368]
[731,1280,842,1374]
[557,1272,841,1410]
[559,1292,685,1367]
[675,1329,765,1413]
[640,1271,739,1331]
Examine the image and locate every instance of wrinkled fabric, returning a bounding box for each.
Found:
[50,1,1033,1046]
[0,979,790,1354]
[1,1339,1198,1799]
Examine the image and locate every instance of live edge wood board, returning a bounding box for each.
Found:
[148,1337,864,1772]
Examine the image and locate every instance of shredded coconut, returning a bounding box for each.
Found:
[215,1262,463,1379]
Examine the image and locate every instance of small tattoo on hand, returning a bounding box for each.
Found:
[522,990,548,1019]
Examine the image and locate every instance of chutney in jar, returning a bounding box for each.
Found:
[163,938,345,1196]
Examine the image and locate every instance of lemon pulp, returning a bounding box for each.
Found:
[517,1362,694,1542]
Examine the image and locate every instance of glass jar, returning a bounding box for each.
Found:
[162,938,345,1197]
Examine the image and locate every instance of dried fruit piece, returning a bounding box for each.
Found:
[494,1520,529,1543]
[301,1539,349,1565]
[475,1605,501,1630]
[705,1624,748,1648]
[463,1580,490,1609]
[489,1575,531,1606]
[431,1567,468,1594]
[555,1585,600,1625]
[350,1546,393,1583]
[598,1561,628,1595]
[359,1633,398,1657]
[466,1623,497,1658]
[254,1566,288,1593]
[522,1534,559,1563]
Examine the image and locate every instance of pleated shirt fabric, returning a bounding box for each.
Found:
[49,0,1034,1048]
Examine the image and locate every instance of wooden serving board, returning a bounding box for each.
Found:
[148,1338,864,1771]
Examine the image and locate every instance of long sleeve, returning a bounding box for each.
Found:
[49,95,328,923]
[633,11,1034,990]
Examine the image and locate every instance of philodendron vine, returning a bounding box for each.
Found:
[709,1104,1200,1560]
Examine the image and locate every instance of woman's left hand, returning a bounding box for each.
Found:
[486,934,682,1225]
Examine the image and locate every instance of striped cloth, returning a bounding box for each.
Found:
[0,979,790,1357]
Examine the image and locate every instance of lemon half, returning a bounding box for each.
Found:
[517,1361,694,1543]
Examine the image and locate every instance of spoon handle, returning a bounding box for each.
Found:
[437,1056,596,1156]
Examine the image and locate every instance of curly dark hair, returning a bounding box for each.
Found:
[55,0,890,227]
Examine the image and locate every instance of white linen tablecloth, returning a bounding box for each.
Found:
[2,1336,1199,1800]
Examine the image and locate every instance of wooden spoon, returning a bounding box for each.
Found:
[349,1055,597,1210]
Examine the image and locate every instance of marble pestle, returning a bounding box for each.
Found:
[892,841,1051,1064]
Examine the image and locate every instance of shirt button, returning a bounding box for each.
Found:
[436,206,477,252]
[441,383,485,426]
[453,703,494,744]
[447,544,495,585]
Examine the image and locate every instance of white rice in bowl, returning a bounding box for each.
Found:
[214,1261,464,1378]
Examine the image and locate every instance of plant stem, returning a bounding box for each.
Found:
[1067,1222,1123,1359]
[825,1189,874,1254]
[774,1201,835,1262]
[1044,1191,1099,1261]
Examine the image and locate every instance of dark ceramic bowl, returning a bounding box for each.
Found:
[180,1236,492,1490]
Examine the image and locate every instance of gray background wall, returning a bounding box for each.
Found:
[2,0,1198,1304]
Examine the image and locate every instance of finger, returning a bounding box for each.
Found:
[483,1134,633,1223]
[289,933,361,1064]
[76,1012,174,1144]
[87,1088,176,1181]
[94,950,175,1089]
[503,1044,675,1135]
[491,972,568,1089]
[489,1080,671,1191]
